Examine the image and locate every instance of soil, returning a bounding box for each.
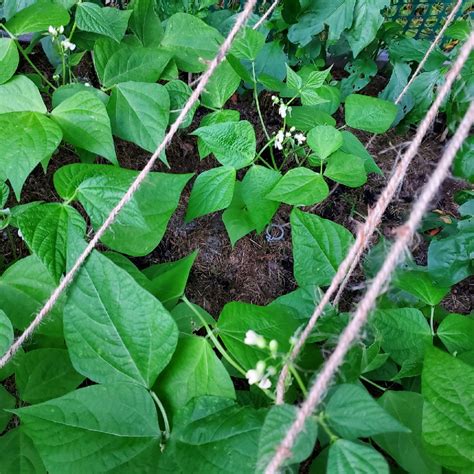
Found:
[1,47,472,320]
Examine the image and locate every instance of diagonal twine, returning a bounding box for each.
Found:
[332,0,465,306]
[0,0,258,370]
[275,31,474,405]
[266,97,474,474]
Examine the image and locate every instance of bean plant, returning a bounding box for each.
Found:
[0,1,472,473]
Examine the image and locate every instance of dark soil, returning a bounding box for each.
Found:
[1,47,471,317]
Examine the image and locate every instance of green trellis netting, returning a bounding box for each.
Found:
[385,0,469,40]
[226,0,471,42]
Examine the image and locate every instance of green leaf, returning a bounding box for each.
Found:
[197,109,240,158]
[54,163,192,256]
[300,68,332,105]
[128,0,164,46]
[160,396,265,473]
[0,256,64,337]
[340,57,377,99]
[201,60,240,109]
[155,335,235,416]
[324,151,367,188]
[103,251,151,289]
[422,348,474,471]
[165,79,199,129]
[76,2,131,42]
[437,313,474,355]
[51,91,116,164]
[428,228,474,286]
[222,181,256,246]
[286,105,336,131]
[0,75,46,114]
[143,251,198,309]
[345,0,389,58]
[107,81,170,154]
[17,203,86,282]
[15,348,85,404]
[286,65,303,92]
[52,83,109,108]
[217,302,301,370]
[257,405,317,469]
[0,182,9,209]
[170,302,215,335]
[97,42,171,89]
[266,168,329,206]
[291,208,354,287]
[325,384,409,439]
[0,310,13,358]
[231,27,265,61]
[340,131,381,175]
[5,1,70,35]
[327,439,389,473]
[345,94,397,133]
[453,136,473,183]
[373,391,441,474]
[13,383,160,473]
[394,268,450,306]
[186,166,236,222]
[161,13,223,72]
[192,121,256,169]
[307,125,343,160]
[0,427,46,474]
[0,384,15,432]
[0,111,62,199]
[240,165,281,233]
[64,246,178,388]
[0,39,19,84]
[372,308,432,370]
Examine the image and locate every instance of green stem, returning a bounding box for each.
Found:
[360,375,386,392]
[150,391,170,441]
[181,295,246,377]
[0,25,57,90]
[288,364,308,397]
[68,21,77,41]
[429,305,435,336]
[252,62,271,142]
[316,412,338,443]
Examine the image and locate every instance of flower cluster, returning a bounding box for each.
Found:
[271,95,292,119]
[245,360,276,390]
[274,126,306,151]
[243,330,279,390]
[48,25,64,37]
[48,25,76,51]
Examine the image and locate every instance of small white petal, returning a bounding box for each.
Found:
[258,378,272,389]
[256,360,266,374]
[246,369,261,385]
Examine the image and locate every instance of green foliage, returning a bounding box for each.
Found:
[0,4,471,473]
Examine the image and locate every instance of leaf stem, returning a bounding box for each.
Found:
[429,305,435,336]
[316,412,338,443]
[150,391,170,441]
[360,375,387,392]
[181,295,247,377]
[288,364,308,397]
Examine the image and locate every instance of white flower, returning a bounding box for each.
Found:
[274,129,285,150]
[58,25,64,34]
[285,131,292,138]
[17,229,23,240]
[290,126,296,132]
[256,360,266,374]
[61,39,76,51]
[48,26,58,37]
[278,103,288,118]
[269,339,278,356]
[294,133,306,145]
[271,95,279,104]
[244,330,266,349]
[267,366,277,376]
[84,82,91,87]
[246,369,261,385]
[258,377,272,389]
[53,73,60,81]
